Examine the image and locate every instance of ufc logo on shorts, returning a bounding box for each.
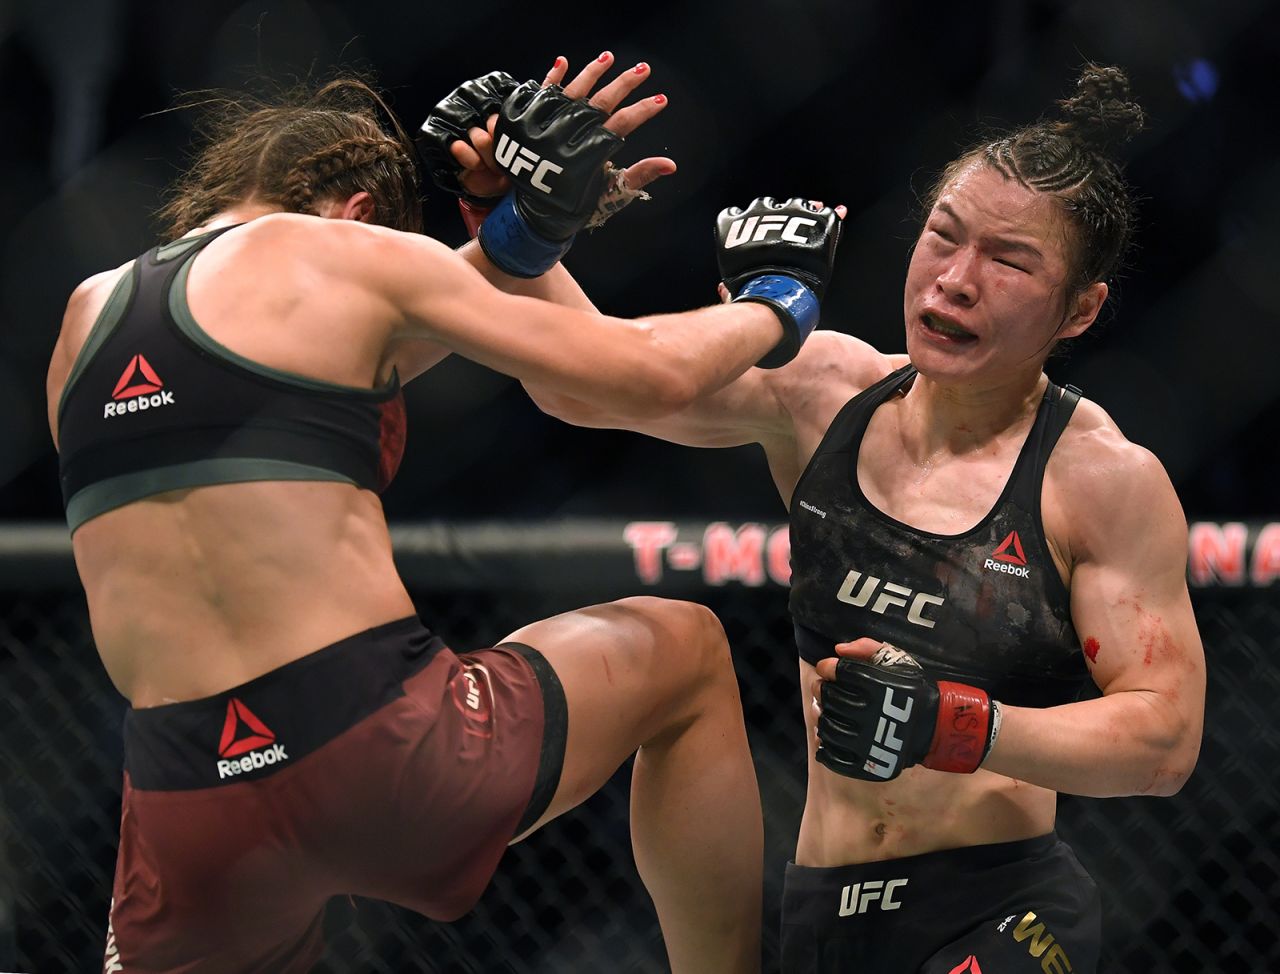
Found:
[864,688,914,779]
[462,671,482,710]
[838,878,908,915]
[723,214,818,248]
[453,663,494,738]
[836,570,945,629]
[495,134,563,193]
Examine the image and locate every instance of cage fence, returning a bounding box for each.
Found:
[0,520,1276,973]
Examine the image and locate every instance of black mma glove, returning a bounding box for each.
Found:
[417,70,520,237]
[418,70,519,197]
[715,198,842,368]
[816,643,1001,782]
[479,81,626,277]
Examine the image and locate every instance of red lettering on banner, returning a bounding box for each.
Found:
[624,522,678,584]
[1187,522,1247,587]
[767,526,792,585]
[668,543,702,571]
[703,522,767,586]
[1251,523,1280,586]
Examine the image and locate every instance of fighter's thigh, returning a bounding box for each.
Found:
[109,789,329,972]
[504,596,735,825]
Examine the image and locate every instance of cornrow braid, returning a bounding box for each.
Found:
[281,135,413,218]
[922,63,1146,305]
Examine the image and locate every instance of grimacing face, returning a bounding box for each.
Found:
[903,162,1104,387]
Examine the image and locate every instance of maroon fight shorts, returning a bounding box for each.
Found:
[103,617,567,974]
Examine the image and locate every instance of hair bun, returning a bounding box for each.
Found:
[1055,64,1146,152]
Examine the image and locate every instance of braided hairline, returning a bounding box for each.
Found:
[981,128,1132,290]
[987,133,1095,197]
[281,135,413,215]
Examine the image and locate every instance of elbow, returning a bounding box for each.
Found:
[1126,689,1203,798]
[621,359,699,419]
[525,383,594,425]
[1141,765,1193,798]
[1159,739,1202,796]
[1137,728,1202,798]
[642,374,699,418]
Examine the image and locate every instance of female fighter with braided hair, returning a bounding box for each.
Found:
[525,64,1206,971]
[48,57,842,973]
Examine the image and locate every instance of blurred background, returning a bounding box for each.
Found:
[2,0,1279,519]
[1,0,1277,972]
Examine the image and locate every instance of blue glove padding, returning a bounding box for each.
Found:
[476,193,574,279]
[733,276,820,369]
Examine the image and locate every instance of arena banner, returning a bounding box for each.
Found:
[620,520,1280,591]
[0,520,1274,591]
[1187,521,1280,588]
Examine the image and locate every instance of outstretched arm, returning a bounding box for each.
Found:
[319,216,784,417]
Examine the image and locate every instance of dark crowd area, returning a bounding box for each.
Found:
[2,0,1278,525]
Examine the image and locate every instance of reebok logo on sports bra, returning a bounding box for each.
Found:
[103,353,176,418]
[983,530,1031,578]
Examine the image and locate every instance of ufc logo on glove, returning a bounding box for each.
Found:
[494,134,564,193]
[723,214,819,248]
[865,688,915,779]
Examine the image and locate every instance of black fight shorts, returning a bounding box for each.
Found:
[781,833,1101,973]
[105,616,567,974]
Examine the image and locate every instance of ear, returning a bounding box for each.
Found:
[338,191,375,223]
[1058,281,1108,340]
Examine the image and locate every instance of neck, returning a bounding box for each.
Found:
[897,368,1048,460]
[190,200,284,236]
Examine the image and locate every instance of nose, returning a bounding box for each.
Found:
[936,247,979,305]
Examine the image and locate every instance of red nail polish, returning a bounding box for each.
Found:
[555,56,565,67]
[633,62,648,74]
[598,51,612,63]
[653,94,666,105]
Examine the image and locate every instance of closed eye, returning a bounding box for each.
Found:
[995,257,1027,272]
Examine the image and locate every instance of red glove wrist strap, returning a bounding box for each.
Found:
[922,681,992,774]
[458,198,495,239]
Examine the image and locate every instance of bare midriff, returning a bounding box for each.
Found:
[794,658,1056,866]
[72,479,416,708]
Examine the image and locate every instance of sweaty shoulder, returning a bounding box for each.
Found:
[197,214,440,285]
[1044,397,1187,570]
[769,330,904,444]
[216,212,399,267]
[64,262,135,335]
[753,330,904,499]
[49,262,135,444]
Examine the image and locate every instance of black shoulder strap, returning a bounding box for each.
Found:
[812,363,916,459]
[788,363,915,517]
[148,223,243,269]
[1009,380,1082,511]
[1042,383,1082,457]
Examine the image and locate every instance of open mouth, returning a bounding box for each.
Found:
[921,312,977,343]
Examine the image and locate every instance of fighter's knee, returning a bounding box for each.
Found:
[681,600,732,672]
[615,596,732,682]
